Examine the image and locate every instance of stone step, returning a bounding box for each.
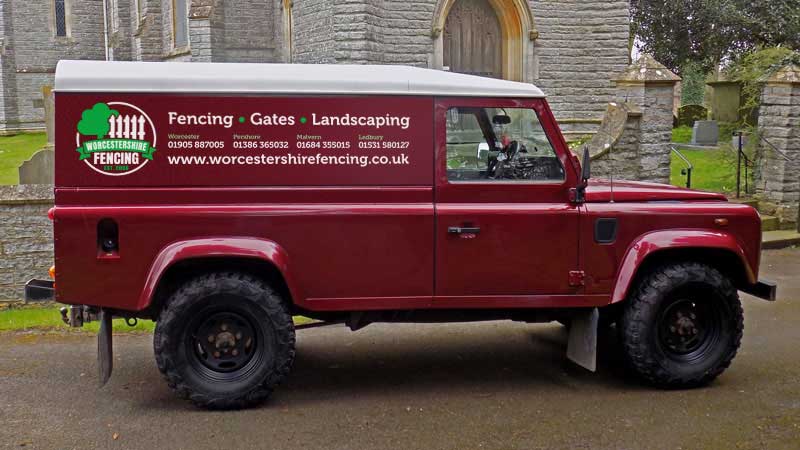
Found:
[762,230,800,250]
[762,215,780,232]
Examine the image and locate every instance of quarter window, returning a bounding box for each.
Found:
[446,107,565,183]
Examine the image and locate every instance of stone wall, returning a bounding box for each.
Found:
[284,0,630,127]
[1,0,633,131]
[221,0,276,62]
[292,0,335,64]
[331,0,386,64]
[131,0,166,62]
[0,185,53,302]
[0,0,105,132]
[382,1,432,67]
[532,0,631,137]
[0,0,19,133]
[755,65,800,227]
[591,55,680,184]
[110,0,134,62]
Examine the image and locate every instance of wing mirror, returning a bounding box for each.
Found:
[572,147,591,203]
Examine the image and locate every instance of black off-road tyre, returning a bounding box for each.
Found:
[619,262,743,388]
[154,272,295,409]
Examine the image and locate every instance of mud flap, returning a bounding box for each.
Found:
[566,308,598,372]
[97,309,113,387]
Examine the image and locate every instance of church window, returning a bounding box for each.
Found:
[54,0,67,37]
[172,0,188,47]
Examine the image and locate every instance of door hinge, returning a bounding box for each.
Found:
[568,270,586,287]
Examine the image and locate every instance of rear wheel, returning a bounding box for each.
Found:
[619,262,743,388]
[154,272,295,409]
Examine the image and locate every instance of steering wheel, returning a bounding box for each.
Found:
[488,140,519,178]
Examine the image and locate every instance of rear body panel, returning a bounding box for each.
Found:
[53,90,764,314]
[55,93,436,311]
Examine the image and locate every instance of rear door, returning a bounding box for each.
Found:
[433,97,581,305]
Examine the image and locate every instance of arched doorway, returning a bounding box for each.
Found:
[432,0,537,82]
[443,0,503,79]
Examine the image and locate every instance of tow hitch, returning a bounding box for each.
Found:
[24,278,55,302]
[24,279,115,385]
[55,305,113,386]
[59,305,100,327]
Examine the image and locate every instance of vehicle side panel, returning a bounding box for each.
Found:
[580,202,761,297]
[53,189,434,311]
[54,92,437,312]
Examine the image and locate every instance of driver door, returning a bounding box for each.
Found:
[433,97,581,304]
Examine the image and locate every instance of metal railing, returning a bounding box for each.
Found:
[734,132,751,199]
[757,133,792,162]
[671,146,693,188]
[734,131,792,199]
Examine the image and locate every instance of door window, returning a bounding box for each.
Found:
[446,107,564,183]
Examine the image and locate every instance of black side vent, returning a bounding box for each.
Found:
[594,218,617,244]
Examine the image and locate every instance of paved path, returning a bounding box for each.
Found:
[1,248,799,449]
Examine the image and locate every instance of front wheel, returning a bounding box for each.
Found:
[154,272,295,409]
[619,262,743,388]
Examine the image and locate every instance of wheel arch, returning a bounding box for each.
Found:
[610,229,756,304]
[138,238,299,318]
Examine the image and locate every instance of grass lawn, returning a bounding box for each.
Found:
[670,147,741,194]
[0,305,315,333]
[0,132,47,185]
[672,125,693,144]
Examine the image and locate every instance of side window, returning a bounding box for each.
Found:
[446,107,565,183]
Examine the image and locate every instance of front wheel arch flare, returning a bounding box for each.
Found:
[610,230,755,304]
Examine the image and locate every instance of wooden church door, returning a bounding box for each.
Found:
[443,0,503,79]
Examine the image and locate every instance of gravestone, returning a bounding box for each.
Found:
[586,101,632,161]
[18,86,54,184]
[18,149,55,184]
[676,104,708,127]
[707,80,742,123]
[691,120,719,146]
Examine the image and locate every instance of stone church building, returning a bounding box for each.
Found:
[0,0,631,135]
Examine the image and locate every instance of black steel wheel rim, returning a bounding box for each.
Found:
[656,295,723,363]
[183,303,270,382]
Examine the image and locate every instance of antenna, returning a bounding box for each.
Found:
[608,97,628,204]
[609,141,614,203]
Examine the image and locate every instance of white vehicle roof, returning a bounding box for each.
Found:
[55,60,545,98]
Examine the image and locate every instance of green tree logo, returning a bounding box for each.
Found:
[77,103,120,139]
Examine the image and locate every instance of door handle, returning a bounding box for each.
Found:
[448,226,481,234]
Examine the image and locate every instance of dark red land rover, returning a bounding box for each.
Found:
[26,60,776,409]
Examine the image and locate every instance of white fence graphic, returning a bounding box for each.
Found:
[108,114,146,140]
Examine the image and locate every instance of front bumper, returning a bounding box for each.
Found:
[24,278,55,302]
[741,278,778,301]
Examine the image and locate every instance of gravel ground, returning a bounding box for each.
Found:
[1,248,798,450]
